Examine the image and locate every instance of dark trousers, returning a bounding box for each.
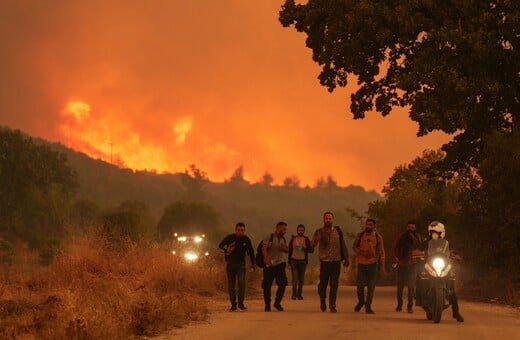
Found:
[318,261,341,308]
[290,260,307,298]
[450,291,460,313]
[397,263,418,308]
[357,263,378,308]
[226,262,246,307]
[262,263,287,305]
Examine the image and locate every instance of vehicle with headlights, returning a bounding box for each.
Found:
[419,252,454,323]
[171,232,210,263]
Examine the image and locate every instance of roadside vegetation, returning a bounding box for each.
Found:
[0,232,226,339]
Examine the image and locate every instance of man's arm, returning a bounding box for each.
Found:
[279,237,289,253]
[246,237,255,267]
[262,237,270,266]
[288,237,294,263]
[353,232,362,255]
[340,231,349,267]
[377,234,386,275]
[311,229,320,248]
[390,235,400,264]
[305,237,314,253]
[218,234,232,252]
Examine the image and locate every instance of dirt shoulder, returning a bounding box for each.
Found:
[156,286,520,340]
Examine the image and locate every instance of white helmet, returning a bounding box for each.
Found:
[428,221,446,238]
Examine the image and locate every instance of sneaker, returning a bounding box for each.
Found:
[297,296,303,300]
[407,306,413,313]
[291,296,297,300]
[264,305,271,312]
[354,302,365,312]
[453,312,464,322]
[237,304,247,311]
[229,306,237,312]
[365,308,375,314]
[396,305,402,312]
[330,307,337,313]
[274,302,284,311]
[320,300,327,312]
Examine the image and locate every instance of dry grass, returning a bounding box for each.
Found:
[0,234,228,339]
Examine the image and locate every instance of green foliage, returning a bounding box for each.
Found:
[0,237,15,264]
[102,200,155,242]
[157,201,221,242]
[463,131,520,275]
[368,150,463,239]
[180,164,208,202]
[0,127,77,259]
[279,0,519,170]
[69,199,102,230]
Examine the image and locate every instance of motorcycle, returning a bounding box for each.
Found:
[418,252,456,323]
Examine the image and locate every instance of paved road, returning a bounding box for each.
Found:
[160,286,519,340]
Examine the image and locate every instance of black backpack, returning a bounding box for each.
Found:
[255,233,274,268]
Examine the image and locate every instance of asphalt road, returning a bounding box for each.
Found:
[160,286,519,340]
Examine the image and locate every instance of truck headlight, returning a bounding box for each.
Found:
[184,252,199,262]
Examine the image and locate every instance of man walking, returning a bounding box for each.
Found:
[262,221,289,312]
[218,222,255,311]
[312,211,349,313]
[391,221,423,313]
[353,218,385,314]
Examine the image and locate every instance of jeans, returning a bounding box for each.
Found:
[357,263,378,308]
[397,263,418,308]
[262,262,287,305]
[226,262,246,307]
[318,261,341,308]
[290,260,307,298]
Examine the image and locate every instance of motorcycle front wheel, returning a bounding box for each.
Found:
[433,287,444,323]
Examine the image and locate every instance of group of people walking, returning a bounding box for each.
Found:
[218,212,463,322]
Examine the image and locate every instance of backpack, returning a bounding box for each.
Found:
[255,233,274,268]
[335,226,346,261]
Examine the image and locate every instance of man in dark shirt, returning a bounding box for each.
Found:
[391,221,423,313]
[219,222,255,311]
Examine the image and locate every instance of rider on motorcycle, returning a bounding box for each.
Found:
[424,221,464,322]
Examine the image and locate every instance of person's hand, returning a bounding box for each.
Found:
[343,261,349,273]
[265,258,272,267]
[379,267,387,277]
[248,267,255,273]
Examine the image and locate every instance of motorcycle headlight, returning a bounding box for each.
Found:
[432,257,446,276]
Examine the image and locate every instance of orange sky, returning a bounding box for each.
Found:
[0,0,450,192]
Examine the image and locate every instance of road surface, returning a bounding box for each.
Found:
[159,286,519,340]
